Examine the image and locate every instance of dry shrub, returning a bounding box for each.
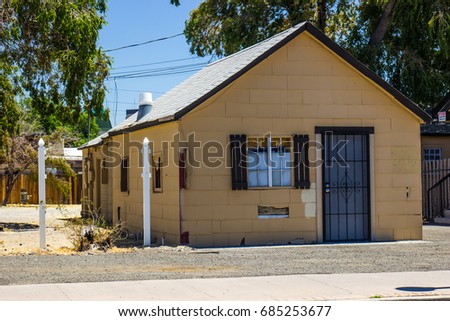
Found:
[60,204,128,252]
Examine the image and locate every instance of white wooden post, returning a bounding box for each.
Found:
[38,138,46,250]
[142,137,151,246]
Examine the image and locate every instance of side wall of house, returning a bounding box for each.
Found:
[179,32,422,247]
[81,146,113,221]
[110,122,181,245]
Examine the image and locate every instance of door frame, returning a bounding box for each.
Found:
[315,126,376,243]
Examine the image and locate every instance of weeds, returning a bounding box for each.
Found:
[59,203,128,252]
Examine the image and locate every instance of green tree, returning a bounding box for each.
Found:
[0,0,110,133]
[182,0,337,57]
[175,0,450,109]
[0,0,109,205]
[347,0,450,109]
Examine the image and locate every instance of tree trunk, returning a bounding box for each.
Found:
[368,0,398,47]
[1,173,19,206]
[317,0,327,31]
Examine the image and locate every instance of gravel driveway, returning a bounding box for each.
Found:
[0,222,449,286]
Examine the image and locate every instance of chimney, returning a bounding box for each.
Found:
[126,109,138,119]
[137,92,153,121]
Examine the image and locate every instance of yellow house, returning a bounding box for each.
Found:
[80,22,430,247]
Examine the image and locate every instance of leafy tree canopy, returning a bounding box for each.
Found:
[174,0,450,109]
[0,0,111,134]
[0,0,109,205]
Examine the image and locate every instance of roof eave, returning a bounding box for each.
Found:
[108,117,176,137]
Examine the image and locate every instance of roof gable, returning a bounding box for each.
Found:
[82,22,430,149]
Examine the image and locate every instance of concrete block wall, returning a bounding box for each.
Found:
[178,32,423,246]
[110,122,181,245]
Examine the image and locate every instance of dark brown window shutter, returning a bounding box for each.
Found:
[293,135,310,189]
[230,134,248,190]
[179,149,186,189]
[120,157,129,192]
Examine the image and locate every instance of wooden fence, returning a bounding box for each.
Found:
[422,159,450,221]
[0,173,82,205]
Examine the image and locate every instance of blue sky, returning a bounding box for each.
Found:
[99,0,208,126]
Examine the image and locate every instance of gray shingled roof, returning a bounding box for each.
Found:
[111,22,308,134]
[421,122,450,135]
[80,22,307,149]
[80,21,430,149]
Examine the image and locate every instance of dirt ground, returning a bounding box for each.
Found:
[0,206,450,286]
[0,205,81,254]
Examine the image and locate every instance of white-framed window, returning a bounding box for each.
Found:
[247,136,292,188]
[424,148,442,161]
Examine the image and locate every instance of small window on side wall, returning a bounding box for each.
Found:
[120,157,129,192]
[101,159,108,185]
[179,149,187,189]
[153,156,163,193]
[424,148,442,161]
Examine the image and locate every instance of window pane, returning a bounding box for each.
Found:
[272,170,281,186]
[248,150,259,169]
[280,152,291,169]
[248,171,258,187]
[258,170,269,186]
[259,151,268,170]
[271,153,281,170]
[282,170,291,186]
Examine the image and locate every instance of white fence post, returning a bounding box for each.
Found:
[142,137,151,246]
[38,138,46,250]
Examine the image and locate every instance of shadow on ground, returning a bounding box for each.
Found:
[0,222,39,231]
[396,286,450,292]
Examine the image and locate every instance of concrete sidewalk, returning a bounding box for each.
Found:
[1,271,449,301]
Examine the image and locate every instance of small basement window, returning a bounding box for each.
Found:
[258,205,289,219]
[120,157,129,192]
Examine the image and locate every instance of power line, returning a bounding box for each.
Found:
[107,88,165,94]
[111,57,208,71]
[104,33,184,53]
[106,100,139,105]
[111,67,204,80]
[109,62,207,78]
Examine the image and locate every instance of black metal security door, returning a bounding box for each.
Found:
[321,129,371,242]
